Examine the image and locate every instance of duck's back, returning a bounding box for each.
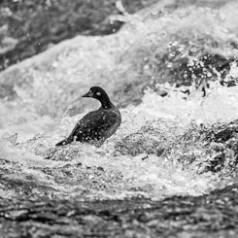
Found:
[65,106,121,144]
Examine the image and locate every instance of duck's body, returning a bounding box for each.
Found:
[56,86,121,147]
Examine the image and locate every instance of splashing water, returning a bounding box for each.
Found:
[1,1,238,201]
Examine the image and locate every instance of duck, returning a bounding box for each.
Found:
[56,86,121,147]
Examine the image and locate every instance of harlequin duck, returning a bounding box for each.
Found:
[56,86,121,147]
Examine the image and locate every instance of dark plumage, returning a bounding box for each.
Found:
[56,86,121,147]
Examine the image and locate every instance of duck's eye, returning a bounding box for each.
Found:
[96,92,101,96]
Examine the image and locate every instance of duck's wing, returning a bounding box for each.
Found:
[67,108,121,143]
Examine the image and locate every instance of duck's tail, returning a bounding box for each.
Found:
[55,138,69,147]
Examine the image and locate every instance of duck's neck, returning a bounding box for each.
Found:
[100,94,114,109]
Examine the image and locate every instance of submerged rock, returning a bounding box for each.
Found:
[115,121,177,156]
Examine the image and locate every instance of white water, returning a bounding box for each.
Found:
[1,0,238,201]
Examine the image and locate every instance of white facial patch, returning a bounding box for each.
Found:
[96,92,101,96]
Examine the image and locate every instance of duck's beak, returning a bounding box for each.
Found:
[82,90,93,98]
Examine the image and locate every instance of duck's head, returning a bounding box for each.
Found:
[82,86,108,99]
[82,86,113,108]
